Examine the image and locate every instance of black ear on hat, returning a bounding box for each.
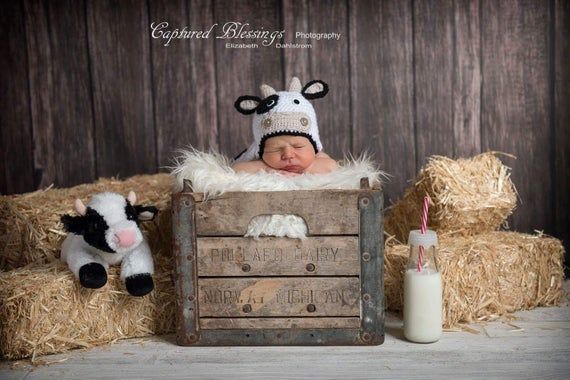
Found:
[301,80,329,100]
[134,205,158,221]
[234,95,261,115]
[61,214,86,235]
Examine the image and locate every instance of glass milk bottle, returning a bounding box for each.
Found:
[403,230,442,343]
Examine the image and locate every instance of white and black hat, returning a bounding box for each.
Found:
[234,77,329,162]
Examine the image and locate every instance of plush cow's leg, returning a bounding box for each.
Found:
[79,261,108,289]
[62,236,109,289]
[120,241,154,296]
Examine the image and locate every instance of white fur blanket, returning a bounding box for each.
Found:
[171,148,385,239]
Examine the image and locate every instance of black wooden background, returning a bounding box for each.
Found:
[1,0,569,261]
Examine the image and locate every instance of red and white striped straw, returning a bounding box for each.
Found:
[417,196,430,272]
[421,196,429,234]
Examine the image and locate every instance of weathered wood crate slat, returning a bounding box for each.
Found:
[193,190,362,236]
[200,317,361,330]
[197,236,360,276]
[172,179,384,346]
[199,277,360,317]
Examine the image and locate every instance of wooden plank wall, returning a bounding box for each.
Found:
[0,0,568,260]
[555,0,570,273]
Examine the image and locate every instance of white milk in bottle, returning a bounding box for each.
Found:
[403,230,442,343]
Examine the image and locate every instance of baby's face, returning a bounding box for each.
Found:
[262,135,316,173]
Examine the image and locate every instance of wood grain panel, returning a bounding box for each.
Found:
[481,0,552,232]
[198,277,360,317]
[349,0,415,206]
[192,190,362,236]
[308,0,351,158]
[187,0,218,151]
[150,0,218,169]
[413,0,455,169]
[453,0,481,158]
[24,0,95,189]
[214,0,284,158]
[197,236,360,276]
[554,0,570,272]
[281,0,310,86]
[281,0,350,158]
[87,0,156,177]
[0,0,34,194]
[200,317,360,329]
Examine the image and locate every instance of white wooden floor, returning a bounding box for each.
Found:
[2,284,569,380]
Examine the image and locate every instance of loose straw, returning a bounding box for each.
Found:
[418,196,430,272]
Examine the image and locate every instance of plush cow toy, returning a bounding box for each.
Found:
[60,191,157,297]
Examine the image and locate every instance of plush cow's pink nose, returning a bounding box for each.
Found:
[115,230,135,248]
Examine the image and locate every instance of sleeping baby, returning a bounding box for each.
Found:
[232,77,338,176]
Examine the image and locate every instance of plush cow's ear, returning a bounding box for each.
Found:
[234,95,261,115]
[61,214,86,235]
[301,80,329,100]
[134,205,158,221]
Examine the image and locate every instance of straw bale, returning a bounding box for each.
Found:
[384,152,517,243]
[384,231,565,328]
[0,255,175,360]
[0,174,173,270]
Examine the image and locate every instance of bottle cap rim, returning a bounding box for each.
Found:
[408,229,438,247]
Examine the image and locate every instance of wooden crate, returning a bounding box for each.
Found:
[172,179,384,345]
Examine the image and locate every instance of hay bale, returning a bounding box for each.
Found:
[0,172,175,359]
[384,152,517,243]
[0,256,176,360]
[384,231,565,328]
[1,231,563,359]
[0,174,173,270]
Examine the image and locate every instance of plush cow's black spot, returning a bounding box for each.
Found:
[256,94,279,114]
[61,214,87,235]
[82,208,115,253]
[125,273,154,297]
[125,201,139,224]
[79,262,108,288]
[63,208,114,252]
[293,99,300,104]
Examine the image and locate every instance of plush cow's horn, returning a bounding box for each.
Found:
[127,190,137,205]
[74,199,87,216]
[260,84,277,98]
[289,77,302,92]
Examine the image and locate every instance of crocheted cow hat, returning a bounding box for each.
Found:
[233,77,329,162]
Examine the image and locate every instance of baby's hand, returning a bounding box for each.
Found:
[232,160,273,173]
[305,153,338,174]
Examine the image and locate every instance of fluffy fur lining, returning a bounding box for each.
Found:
[170,148,386,239]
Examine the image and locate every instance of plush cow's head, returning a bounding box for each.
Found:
[234,77,328,159]
[61,191,157,254]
